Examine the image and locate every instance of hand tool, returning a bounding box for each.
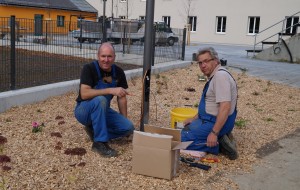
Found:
[200,158,220,163]
[180,157,211,171]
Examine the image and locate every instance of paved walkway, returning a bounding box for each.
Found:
[185,43,300,190]
[185,43,300,88]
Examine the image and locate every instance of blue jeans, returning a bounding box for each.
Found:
[74,96,135,142]
[181,119,234,155]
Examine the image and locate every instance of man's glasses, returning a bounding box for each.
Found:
[197,58,214,66]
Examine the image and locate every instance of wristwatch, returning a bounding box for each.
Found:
[211,129,219,136]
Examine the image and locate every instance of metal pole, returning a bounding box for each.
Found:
[126,0,128,19]
[111,0,114,18]
[182,28,187,60]
[102,0,107,42]
[140,0,155,131]
[79,16,82,49]
[10,15,16,90]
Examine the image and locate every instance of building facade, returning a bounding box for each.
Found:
[87,0,300,46]
[0,0,98,34]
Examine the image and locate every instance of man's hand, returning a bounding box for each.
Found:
[207,133,218,147]
[112,87,129,97]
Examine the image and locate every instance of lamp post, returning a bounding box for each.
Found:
[111,0,114,18]
[126,0,128,19]
[102,0,107,42]
[140,0,155,131]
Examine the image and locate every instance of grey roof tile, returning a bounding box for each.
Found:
[0,0,97,13]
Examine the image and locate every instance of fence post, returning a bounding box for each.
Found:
[45,20,48,45]
[181,28,186,60]
[10,15,16,90]
[79,18,82,49]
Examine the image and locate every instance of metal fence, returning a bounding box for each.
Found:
[0,16,186,92]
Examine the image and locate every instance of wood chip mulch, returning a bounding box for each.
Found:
[0,63,299,189]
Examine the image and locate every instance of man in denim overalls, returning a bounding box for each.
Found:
[74,42,134,157]
[181,47,238,160]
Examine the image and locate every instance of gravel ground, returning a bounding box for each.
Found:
[0,63,299,189]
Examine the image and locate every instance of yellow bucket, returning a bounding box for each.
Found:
[170,107,198,128]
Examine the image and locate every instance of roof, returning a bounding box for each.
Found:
[0,0,97,13]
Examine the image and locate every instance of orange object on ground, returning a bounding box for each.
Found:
[200,158,220,163]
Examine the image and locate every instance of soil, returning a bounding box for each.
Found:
[0,46,141,92]
[0,63,299,189]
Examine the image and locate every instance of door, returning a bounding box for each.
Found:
[34,14,43,36]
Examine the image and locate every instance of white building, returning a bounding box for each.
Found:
[86,0,300,46]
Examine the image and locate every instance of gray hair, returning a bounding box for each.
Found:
[197,47,220,64]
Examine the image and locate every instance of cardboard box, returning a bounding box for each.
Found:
[132,124,192,180]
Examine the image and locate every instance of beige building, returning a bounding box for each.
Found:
[87,0,299,46]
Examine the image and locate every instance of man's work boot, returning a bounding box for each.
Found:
[92,142,118,158]
[219,134,238,160]
[227,132,237,148]
[84,124,94,141]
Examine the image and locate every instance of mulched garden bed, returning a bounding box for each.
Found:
[0,63,299,189]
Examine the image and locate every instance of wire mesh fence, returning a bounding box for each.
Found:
[0,16,185,92]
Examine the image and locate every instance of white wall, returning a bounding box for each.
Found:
[86,0,300,46]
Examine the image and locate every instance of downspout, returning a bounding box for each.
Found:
[281,39,293,63]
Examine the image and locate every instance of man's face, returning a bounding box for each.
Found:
[197,52,218,77]
[97,45,115,72]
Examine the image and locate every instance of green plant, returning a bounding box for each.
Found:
[235,119,247,128]
[0,176,6,190]
[4,118,11,122]
[32,122,45,133]
[198,74,206,81]
[265,117,274,122]
[241,68,247,74]
[267,81,272,86]
[252,91,260,96]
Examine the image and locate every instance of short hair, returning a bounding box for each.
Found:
[98,42,115,55]
[197,47,220,64]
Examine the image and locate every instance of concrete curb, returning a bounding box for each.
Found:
[0,60,191,113]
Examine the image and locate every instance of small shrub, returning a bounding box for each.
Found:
[265,117,274,122]
[256,108,263,112]
[235,119,247,128]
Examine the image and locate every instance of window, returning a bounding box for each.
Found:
[139,16,145,21]
[188,16,197,32]
[119,16,126,19]
[285,16,299,34]
[162,16,171,27]
[57,15,65,27]
[216,16,226,34]
[248,17,260,34]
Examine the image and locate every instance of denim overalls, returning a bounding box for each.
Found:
[74,61,134,142]
[181,69,237,154]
